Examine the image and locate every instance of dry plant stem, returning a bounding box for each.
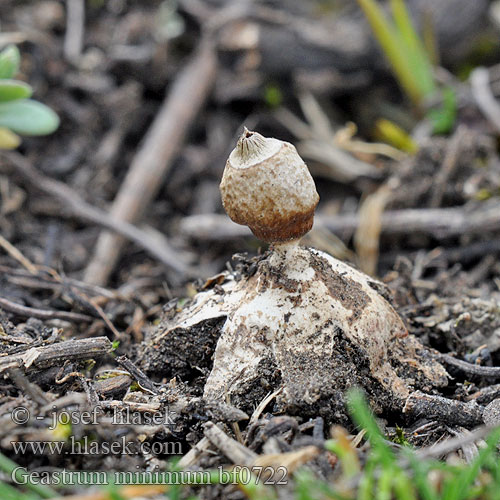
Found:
[64,0,85,63]
[0,337,112,374]
[1,151,187,275]
[416,424,497,459]
[0,266,117,300]
[353,184,391,275]
[177,436,212,468]
[84,37,218,285]
[275,107,380,182]
[204,421,258,466]
[0,234,38,274]
[0,296,93,323]
[7,368,50,405]
[403,391,484,427]
[439,353,500,378]
[429,126,467,208]
[180,201,500,240]
[470,67,500,133]
[115,355,158,394]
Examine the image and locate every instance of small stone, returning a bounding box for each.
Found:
[483,398,500,426]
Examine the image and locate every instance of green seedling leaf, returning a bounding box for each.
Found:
[0,80,32,102]
[0,45,21,79]
[376,467,393,500]
[0,99,59,136]
[358,456,377,500]
[442,426,500,500]
[404,451,440,500]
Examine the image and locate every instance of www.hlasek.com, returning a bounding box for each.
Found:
[12,436,182,456]
[10,466,288,486]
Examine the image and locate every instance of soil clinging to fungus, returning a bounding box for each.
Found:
[218,131,449,420]
[147,129,453,424]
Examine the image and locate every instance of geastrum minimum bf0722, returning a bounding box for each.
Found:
[143,129,485,426]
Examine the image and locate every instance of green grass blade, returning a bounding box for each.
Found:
[357,456,376,500]
[356,0,425,106]
[0,452,57,499]
[376,467,393,500]
[452,426,500,500]
[0,481,40,500]
[393,470,418,500]
[404,450,439,500]
[390,0,435,96]
[324,439,359,479]
[347,388,394,467]
[427,87,457,134]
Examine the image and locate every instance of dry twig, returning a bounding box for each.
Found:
[470,67,500,133]
[416,424,497,459]
[0,296,93,323]
[57,485,168,500]
[84,36,218,285]
[64,0,85,63]
[180,201,500,241]
[0,234,38,274]
[115,355,158,395]
[204,421,258,466]
[0,337,113,374]
[429,126,469,208]
[1,151,188,276]
[440,353,500,379]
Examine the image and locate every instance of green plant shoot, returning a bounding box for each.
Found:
[0,45,59,149]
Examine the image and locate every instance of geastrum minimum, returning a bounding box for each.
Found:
[143,129,487,426]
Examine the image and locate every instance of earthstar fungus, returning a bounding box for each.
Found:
[143,130,455,424]
[200,129,449,421]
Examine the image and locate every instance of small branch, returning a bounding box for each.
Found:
[429,126,467,208]
[416,424,497,459]
[180,201,500,241]
[470,67,500,133]
[7,367,50,405]
[403,391,484,427]
[0,234,38,274]
[1,151,189,276]
[84,36,217,285]
[439,353,500,379]
[64,0,85,63]
[204,421,258,466]
[0,296,93,323]
[115,355,158,395]
[177,436,212,469]
[0,337,113,374]
[55,485,168,500]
